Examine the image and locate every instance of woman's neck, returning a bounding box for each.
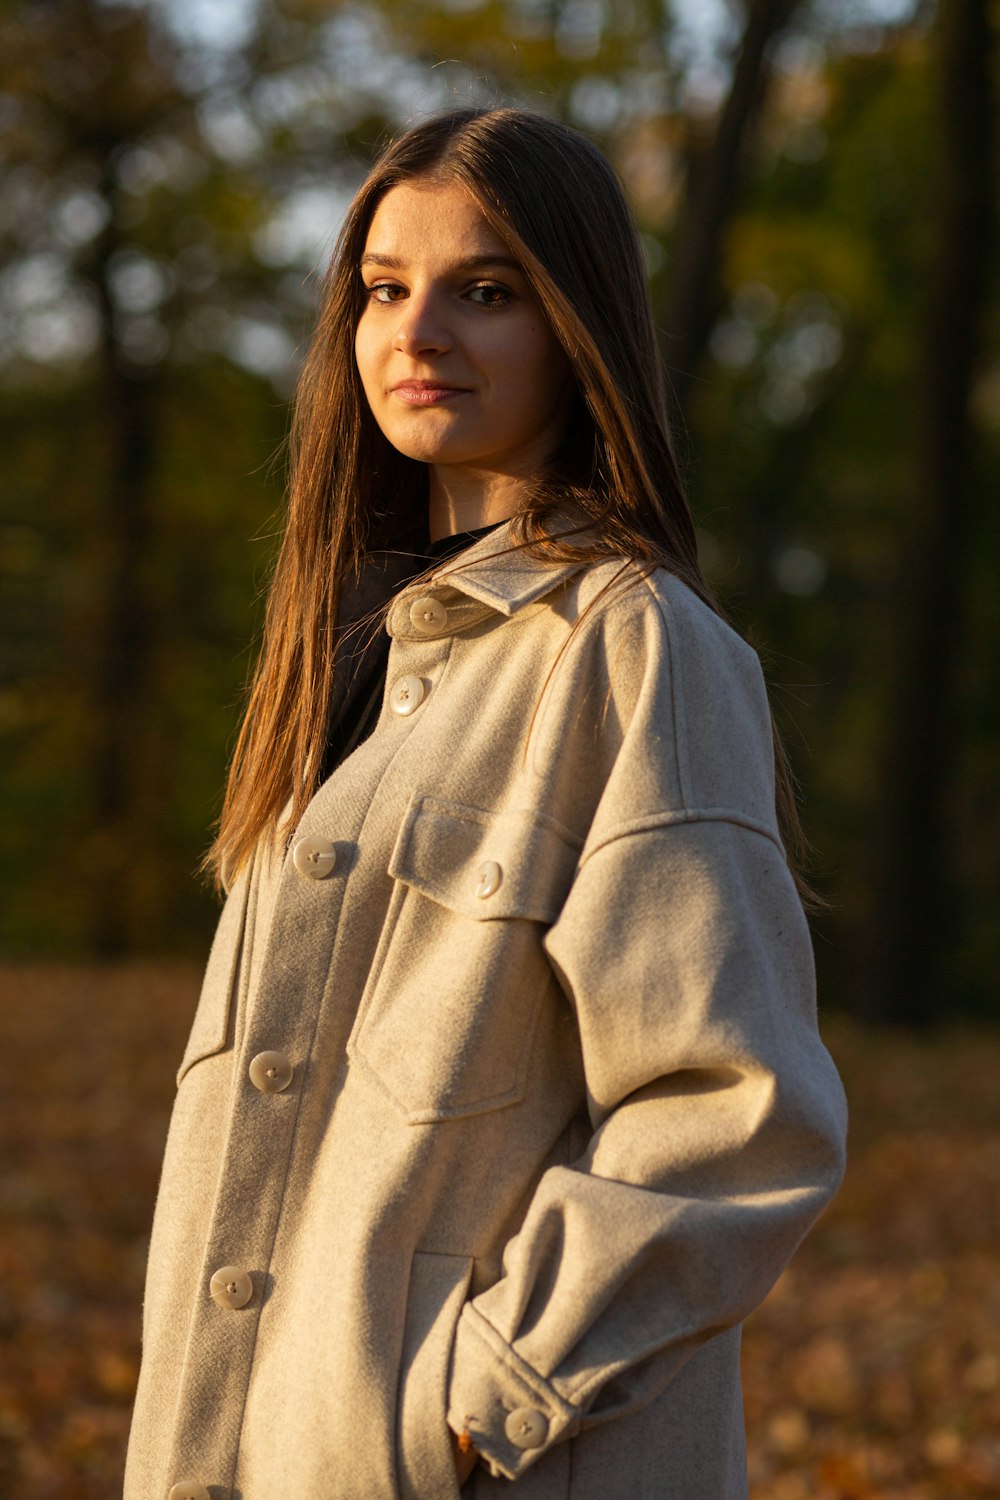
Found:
[427,466,531,543]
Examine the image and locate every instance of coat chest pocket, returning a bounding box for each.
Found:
[175,874,249,1087]
[348,797,579,1124]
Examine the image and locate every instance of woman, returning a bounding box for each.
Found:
[125,107,847,1500]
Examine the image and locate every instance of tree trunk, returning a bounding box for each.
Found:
[875,0,996,1024]
[661,0,803,416]
[88,178,163,956]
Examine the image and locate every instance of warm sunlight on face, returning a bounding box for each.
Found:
[354,177,574,530]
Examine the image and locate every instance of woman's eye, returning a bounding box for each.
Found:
[366,281,406,304]
[467,283,512,308]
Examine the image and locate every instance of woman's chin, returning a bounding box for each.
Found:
[384,433,482,468]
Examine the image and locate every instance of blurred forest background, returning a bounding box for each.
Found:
[2,2,1000,1496]
[2,0,998,1024]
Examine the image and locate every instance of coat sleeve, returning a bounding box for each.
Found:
[445,583,848,1482]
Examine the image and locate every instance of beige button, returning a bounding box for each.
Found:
[292,834,337,879]
[249,1050,293,1094]
[475,860,503,899]
[168,1485,211,1500]
[390,675,426,716]
[209,1264,254,1310]
[409,595,449,633]
[504,1407,548,1449]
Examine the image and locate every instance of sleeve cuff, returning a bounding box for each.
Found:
[446,1302,580,1480]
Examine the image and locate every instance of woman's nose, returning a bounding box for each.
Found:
[391,294,452,356]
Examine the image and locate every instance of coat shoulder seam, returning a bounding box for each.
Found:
[577,808,787,870]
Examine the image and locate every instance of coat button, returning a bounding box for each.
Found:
[475,860,503,899]
[292,834,337,878]
[168,1483,211,1500]
[209,1264,254,1310]
[504,1407,548,1449]
[249,1050,293,1094]
[390,675,426,716]
[408,595,449,633]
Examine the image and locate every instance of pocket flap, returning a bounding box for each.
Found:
[389,797,580,923]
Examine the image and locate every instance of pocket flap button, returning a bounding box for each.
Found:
[168,1485,212,1500]
[475,860,503,900]
[292,835,337,879]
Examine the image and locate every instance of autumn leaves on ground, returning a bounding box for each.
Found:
[1,966,997,1499]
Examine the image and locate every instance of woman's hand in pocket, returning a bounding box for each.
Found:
[450,1426,478,1487]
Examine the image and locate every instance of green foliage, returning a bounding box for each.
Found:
[0,0,997,1016]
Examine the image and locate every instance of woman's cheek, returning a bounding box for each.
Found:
[354,316,383,404]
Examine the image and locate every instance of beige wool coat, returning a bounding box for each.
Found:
[126,524,847,1500]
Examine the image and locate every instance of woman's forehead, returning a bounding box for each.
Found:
[362,179,515,266]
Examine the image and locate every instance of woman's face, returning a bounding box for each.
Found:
[354,177,574,484]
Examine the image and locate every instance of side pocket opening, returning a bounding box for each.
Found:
[397,1250,474,1500]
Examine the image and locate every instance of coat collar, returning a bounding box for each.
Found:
[385,518,589,641]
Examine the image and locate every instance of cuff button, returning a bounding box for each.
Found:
[504,1407,548,1450]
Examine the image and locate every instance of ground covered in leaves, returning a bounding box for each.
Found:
[1,964,997,1498]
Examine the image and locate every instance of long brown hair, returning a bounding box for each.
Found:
[206,106,811,894]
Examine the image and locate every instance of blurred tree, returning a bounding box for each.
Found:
[663,0,805,410]
[876,0,997,1023]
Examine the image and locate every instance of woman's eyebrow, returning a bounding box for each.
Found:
[359,251,524,272]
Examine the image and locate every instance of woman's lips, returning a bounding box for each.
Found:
[390,382,469,406]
